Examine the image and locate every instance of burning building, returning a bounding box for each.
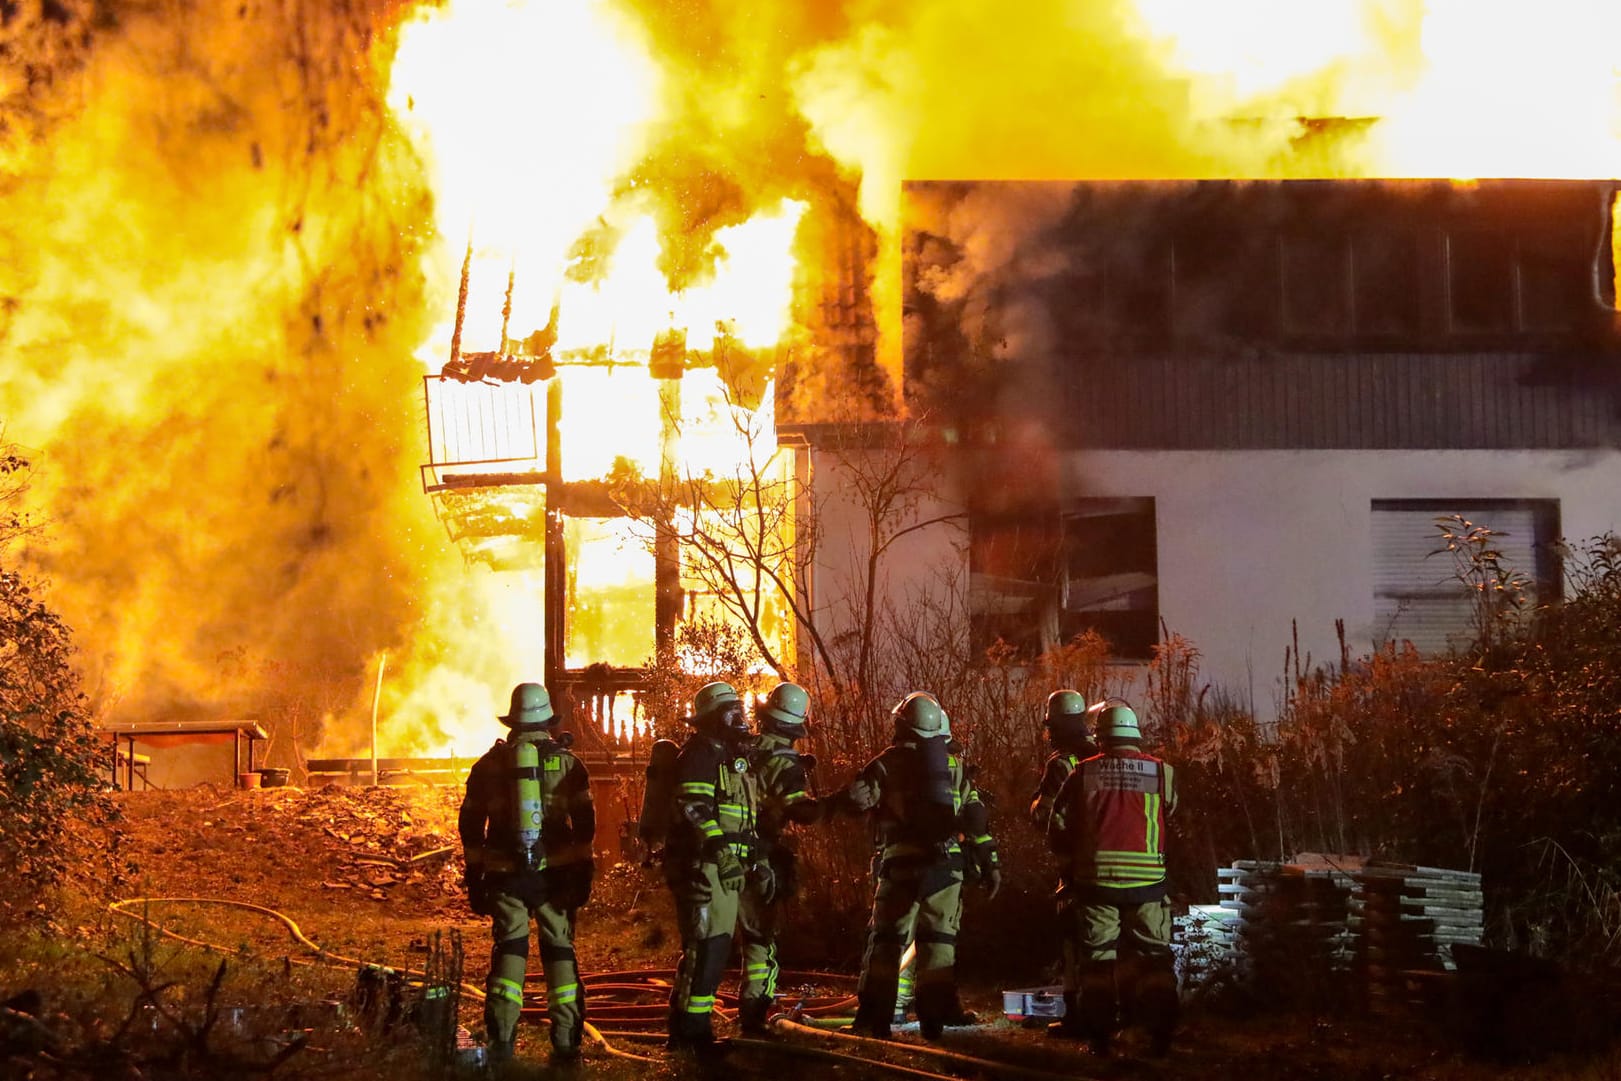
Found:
[3,0,1621,776]
[796,178,1621,718]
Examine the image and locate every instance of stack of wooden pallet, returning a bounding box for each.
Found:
[1174,903,1240,990]
[1209,859,1358,1003]
[1353,862,1485,1007]
[1186,858,1485,1009]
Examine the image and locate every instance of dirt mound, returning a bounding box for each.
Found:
[118,784,467,929]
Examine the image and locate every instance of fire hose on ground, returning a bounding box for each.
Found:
[107,897,651,1063]
[106,898,1081,1079]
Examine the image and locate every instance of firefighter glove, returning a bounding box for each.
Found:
[714,848,747,893]
[785,796,822,826]
[704,838,746,892]
[749,861,778,904]
[465,871,493,916]
[842,777,880,813]
[971,840,1001,898]
[557,858,595,908]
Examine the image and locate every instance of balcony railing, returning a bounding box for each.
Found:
[419,375,542,492]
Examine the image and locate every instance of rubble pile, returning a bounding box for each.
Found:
[118,785,468,920]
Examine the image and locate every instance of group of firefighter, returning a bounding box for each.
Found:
[457,678,1178,1065]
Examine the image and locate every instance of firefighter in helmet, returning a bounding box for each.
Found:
[1028,688,1099,1036]
[458,682,596,1064]
[893,708,979,1029]
[834,692,1000,1040]
[736,681,821,1033]
[664,680,763,1052]
[1047,702,1178,1056]
[1029,690,1098,833]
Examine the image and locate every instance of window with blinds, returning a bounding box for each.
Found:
[1372,500,1560,654]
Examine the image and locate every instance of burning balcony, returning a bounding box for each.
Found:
[417,231,804,748]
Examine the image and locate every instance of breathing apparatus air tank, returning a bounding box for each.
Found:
[513,739,544,871]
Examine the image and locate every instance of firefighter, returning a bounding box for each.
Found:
[836,692,1001,1040]
[664,680,762,1053]
[1028,690,1098,833]
[459,682,596,1065]
[1047,702,1178,1057]
[1028,688,1098,1036]
[737,681,821,1034]
[893,709,980,1030]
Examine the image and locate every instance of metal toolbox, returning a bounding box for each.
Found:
[1001,985,1066,1022]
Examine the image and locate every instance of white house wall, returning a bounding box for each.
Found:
[806,444,1621,722]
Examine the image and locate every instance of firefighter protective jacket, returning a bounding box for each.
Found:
[851,739,989,864]
[459,734,595,873]
[1029,750,1088,832]
[752,732,817,842]
[669,731,762,864]
[1048,747,1176,893]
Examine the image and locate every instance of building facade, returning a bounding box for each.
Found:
[792,179,1621,718]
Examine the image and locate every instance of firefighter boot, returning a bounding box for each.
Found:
[915,984,952,1041]
[1134,970,1179,1058]
[1047,992,1087,1039]
[846,992,895,1040]
[738,996,772,1036]
[1078,966,1118,1057]
[941,992,979,1027]
[484,1032,515,1071]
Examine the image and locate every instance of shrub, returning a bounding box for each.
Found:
[0,566,123,922]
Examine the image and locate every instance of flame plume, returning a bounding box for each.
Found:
[1,0,1616,758]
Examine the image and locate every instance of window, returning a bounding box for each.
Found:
[1446,228,1592,335]
[1351,231,1424,337]
[969,512,1062,658]
[1173,232,1270,340]
[1447,231,1517,334]
[970,498,1159,660]
[1102,244,1174,340]
[1281,234,1351,336]
[1061,499,1160,659]
[1372,500,1560,654]
[1517,229,1591,332]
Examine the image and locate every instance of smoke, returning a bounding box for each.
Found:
[5,0,1615,756]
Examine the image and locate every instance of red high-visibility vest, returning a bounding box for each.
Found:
[1071,749,1169,889]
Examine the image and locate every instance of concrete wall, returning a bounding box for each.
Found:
[804,444,1621,721]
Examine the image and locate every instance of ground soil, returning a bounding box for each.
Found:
[3,784,1616,1080]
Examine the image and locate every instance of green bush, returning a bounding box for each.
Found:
[0,566,122,923]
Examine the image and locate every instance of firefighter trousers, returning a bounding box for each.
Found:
[737,877,781,1028]
[485,890,582,1055]
[1060,891,1176,1042]
[667,861,741,1041]
[857,854,963,1027]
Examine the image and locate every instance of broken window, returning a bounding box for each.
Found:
[1060,498,1159,659]
[970,497,1159,661]
[969,511,1063,659]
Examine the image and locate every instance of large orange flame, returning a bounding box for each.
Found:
[1,0,1616,764]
